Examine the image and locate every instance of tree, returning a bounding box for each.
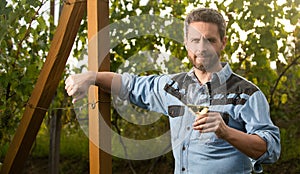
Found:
[0,0,299,173]
[0,0,50,150]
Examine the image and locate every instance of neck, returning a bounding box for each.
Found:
[194,69,212,84]
[194,63,223,84]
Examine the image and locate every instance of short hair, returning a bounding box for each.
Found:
[184,8,226,40]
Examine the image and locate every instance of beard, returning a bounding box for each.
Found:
[189,52,220,72]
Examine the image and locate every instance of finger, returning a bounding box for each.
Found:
[65,76,72,86]
[71,94,80,104]
[193,121,213,130]
[199,125,218,133]
[202,114,217,124]
[66,87,72,96]
[65,84,73,94]
[67,85,78,96]
[65,77,74,90]
[72,91,87,103]
[193,123,204,130]
[72,98,77,104]
[195,113,207,121]
[194,112,210,122]
[66,75,76,85]
[193,117,208,127]
[193,124,204,130]
[194,122,217,132]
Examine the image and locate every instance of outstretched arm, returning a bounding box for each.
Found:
[65,71,121,103]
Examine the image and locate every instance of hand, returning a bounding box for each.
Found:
[193,112,229,139]
[65,71,96,103]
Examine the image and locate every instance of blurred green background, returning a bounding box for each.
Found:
[0,0,299,173]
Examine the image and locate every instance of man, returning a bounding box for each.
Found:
[65,8,280,173]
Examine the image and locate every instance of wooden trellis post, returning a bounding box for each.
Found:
[87,0,112,174]
[0,0,111,173]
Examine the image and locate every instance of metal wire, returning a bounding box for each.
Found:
[26,100,100,111]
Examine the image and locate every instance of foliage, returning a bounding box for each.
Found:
[0,0,300,173]
[0,0,50,148]
[0,0,76,159]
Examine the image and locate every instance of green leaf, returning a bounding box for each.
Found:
[291,13,300,25]
[281,93,288,104]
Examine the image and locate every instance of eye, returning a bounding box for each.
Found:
[190,38,200,43]
[207,38,216,43]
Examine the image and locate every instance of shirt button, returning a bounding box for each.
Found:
[182,146,186,151]
[182,167,185,171]
[187,127,190,130]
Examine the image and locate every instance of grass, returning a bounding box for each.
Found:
[23,125,90,173]
[31,126,89,158]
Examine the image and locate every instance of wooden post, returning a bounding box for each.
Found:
[87,0,112,174]
[49,107,62,174]
[49,2,60,174]
[0,1,86,173]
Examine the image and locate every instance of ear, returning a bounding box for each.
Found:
[221,36,227,50]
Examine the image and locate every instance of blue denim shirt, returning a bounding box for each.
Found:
[118,63,280,174]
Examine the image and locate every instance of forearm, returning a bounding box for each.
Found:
[222,127,267,159]
[65,71,122,103]
[94,71,121,95]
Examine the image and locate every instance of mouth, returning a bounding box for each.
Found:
[194,56,208,63]
[194,53,210,59]
[195,56,206,60]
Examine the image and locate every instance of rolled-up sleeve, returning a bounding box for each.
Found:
[118,73,170,115]
[239,91,281,171]
[118,73,134,100]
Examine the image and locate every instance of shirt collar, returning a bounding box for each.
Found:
[187,62,232,85]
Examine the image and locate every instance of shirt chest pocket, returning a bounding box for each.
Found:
[168,105,185,117]
[190,130,224,145]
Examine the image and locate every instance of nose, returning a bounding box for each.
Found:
[194,38,208,55]
[199,38,209,50]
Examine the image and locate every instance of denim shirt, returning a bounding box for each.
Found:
[118,63,280,174]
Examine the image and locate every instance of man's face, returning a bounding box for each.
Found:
[185,22,226,72]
